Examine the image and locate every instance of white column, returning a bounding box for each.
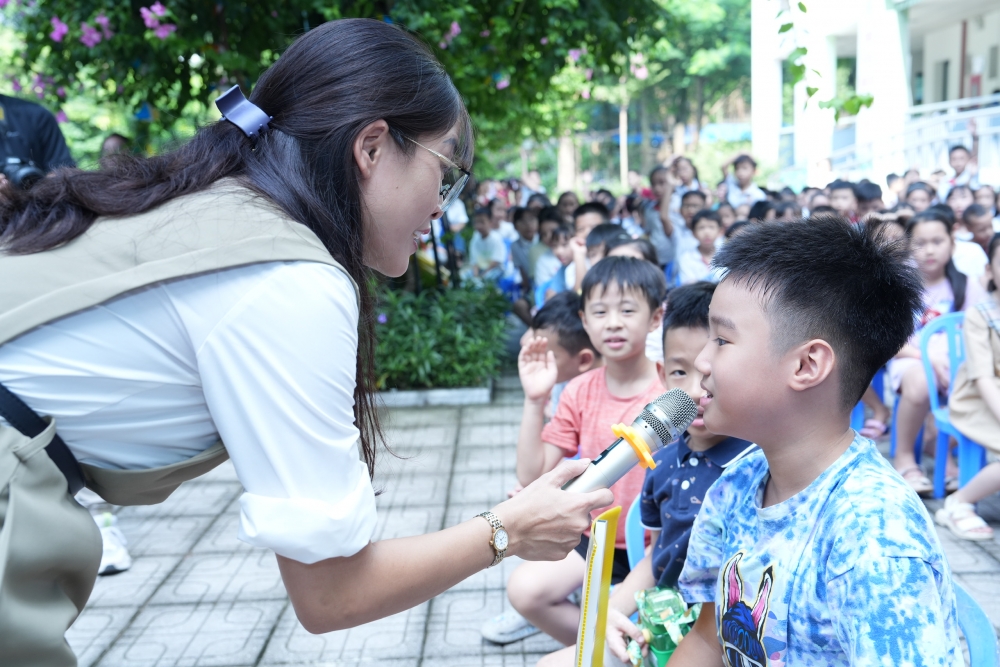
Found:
[751,0,783,169]
[855,2,911,180]
[795,35,838,187]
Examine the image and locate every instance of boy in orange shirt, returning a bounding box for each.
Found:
[500,257,667,646]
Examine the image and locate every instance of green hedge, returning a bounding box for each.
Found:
[375,285,509,390]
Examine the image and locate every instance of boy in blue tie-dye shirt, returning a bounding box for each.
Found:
[671,217,962,666]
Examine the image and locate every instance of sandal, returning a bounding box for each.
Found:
[935,496,994,541]
[898,467,933,496]
[859,418,889,439]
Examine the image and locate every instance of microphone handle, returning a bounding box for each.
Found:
[562,438,639,493]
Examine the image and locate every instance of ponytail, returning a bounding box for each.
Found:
[945,260,967,312]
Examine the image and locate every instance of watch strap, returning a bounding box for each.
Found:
[477,511,506,567]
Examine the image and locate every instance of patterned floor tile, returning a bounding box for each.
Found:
[67,606,139,667]
[88,556,183,608]
[95,600,285,667]
[117,515,216,557]
[422,590,564,658]
[259,601,428,664]
[150,550,285,605]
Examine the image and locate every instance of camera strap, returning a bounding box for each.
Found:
[0,380,86,495]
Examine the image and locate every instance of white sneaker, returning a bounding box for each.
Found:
[481,610,540,644]
[94,513,133,576]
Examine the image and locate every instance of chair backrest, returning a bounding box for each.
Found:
[625,496,646,570]
[954,581,1000,667]
[918,312,966,414]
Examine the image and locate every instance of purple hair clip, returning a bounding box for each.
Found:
[215,85,272,140]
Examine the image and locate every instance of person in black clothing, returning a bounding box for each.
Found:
[0,93,75,182]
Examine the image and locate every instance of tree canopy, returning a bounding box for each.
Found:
[2,0,751,169]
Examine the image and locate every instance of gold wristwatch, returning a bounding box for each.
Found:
[477,511,509,567]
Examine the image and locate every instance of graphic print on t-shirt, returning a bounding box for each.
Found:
[719,552,774,667]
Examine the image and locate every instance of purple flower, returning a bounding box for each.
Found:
[140,7,159,28]
[95,14,114,39]
[568,48,581,62]
[581,88,590,100]
[448,21,461,38]
[150,1,167,16]
[585,68,593,80]
[80,23,102,47]
[438,40,447,49]
[540,37,548,45]
[377,313,388,324]
[496,78,510,90]
[153,22,176,39]
[49,16,68,42]
[55,110,67,123]
[480,29,490,37]
[56,86,65,97]
[10,78,22,93]
[0,0,10,8]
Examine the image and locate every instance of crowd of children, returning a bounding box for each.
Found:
[455,143,1000,665]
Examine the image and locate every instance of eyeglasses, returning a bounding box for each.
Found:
[404,136,471,211]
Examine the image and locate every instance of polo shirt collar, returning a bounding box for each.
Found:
[678,434,756,468]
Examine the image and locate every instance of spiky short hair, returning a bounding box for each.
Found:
[663,282,716,332]
[531,291,597,355]
[712,215,923,408]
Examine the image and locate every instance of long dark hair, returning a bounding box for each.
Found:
[0,19,474,478]
[905,210,967,312]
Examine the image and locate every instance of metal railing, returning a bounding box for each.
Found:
[825,93,1000,182]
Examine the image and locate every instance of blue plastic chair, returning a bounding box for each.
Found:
[851,367,887,434]
[625,496,646,570]
[955,581,1000,667]
[919,312,988,498]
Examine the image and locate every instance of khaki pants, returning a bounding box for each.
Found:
[0,419,101,667]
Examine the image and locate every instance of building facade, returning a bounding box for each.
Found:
[752,0,1000,189]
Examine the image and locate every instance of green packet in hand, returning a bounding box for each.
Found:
[632,587,701,664]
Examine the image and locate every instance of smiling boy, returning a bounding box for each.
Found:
[669,217,962,666]
[503,257,666,646]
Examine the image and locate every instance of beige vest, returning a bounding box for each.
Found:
[0,178,357,505]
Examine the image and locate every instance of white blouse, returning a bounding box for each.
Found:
[0,261,376,564]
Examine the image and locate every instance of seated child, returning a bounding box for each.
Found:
[510,206,541,325]
[963,203,995,257]
[536,282,755,667]
[586,224,631,265]
[534,225,574,305]
[529,207,565,279]
[501,257,668,647]
[670,216,962,665]
[937,232,1000,540]
[567,203,612,292]
[890,210,988,495]
[674,190,708,254]
[605,235,658,264]
[466,206,507,280]
[828,179,859,222]
[678,210,725,285]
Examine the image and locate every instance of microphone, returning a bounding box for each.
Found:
[562,389,699,493]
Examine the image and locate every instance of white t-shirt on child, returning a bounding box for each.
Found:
[469,229,508,271]
[678,248,725,285]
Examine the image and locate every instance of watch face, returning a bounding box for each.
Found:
[494,528,509,551]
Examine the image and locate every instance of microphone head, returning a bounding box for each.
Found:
[638,389,699,447]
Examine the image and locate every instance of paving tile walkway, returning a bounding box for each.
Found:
[68,375,1000,666]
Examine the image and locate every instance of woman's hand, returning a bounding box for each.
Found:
[518,335,558,403]
[493,458,614,561]
[606,608,646,663]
